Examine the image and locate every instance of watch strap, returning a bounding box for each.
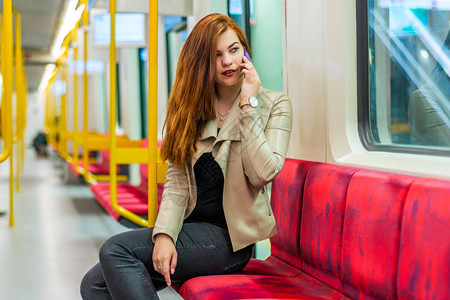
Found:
[238,98,250,108]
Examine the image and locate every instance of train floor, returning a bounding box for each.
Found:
[0,148,182,300]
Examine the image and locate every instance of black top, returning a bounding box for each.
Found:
[184,152,227,229]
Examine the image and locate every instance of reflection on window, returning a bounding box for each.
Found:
[368,0,450,151]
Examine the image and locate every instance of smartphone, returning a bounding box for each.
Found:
[243,49,252,63]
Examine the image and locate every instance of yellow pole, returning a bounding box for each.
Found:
[13,9,23,192]
[147,0,158,226]
[16,140,20,192]
[1,1,14,226]
[109,0,118,219]
[20,48,27,171]
[82,4,89,178]
[9,146,14,227]
[44,91,49,131]
[0,2,13,163]
[108,0,147,226]
[13,9,23,143]
[73,30,79,170]
[61,58,68,160]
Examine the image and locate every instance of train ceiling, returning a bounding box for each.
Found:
[0,0,69,92]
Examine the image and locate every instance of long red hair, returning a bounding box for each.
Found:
[160,13,250,166]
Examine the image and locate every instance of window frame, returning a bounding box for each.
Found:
[227,0,252,43]
[356,0,450,157]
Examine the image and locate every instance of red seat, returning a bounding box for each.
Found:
[89,139,164,221]
[341,170,416,299]
[178,159,450,300]
[397,178,450,300]
[180,273,348,300]
[67,150,121,178]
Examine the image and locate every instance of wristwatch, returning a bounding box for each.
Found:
[238,96,258,109]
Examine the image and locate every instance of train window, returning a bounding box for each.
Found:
[358,0,450,155]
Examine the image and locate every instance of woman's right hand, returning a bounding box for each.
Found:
[153,233,177,286]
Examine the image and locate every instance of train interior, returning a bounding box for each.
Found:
[0,0,449,299]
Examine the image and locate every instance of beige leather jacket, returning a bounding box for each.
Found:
[153,87,292,251]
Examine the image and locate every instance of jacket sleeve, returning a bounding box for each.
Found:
[239,93,293,188]
[152,161,189,244]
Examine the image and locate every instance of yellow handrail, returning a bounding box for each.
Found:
[72,29,80,172]
[82,3,90,182]
[56,31,74,161]
[60,55,69,161]
[9,145,14,226]
[60,33,73,161]
[12,9,27,194]
[12,9,26,143]
[0,1,13,163]
[147,0,159,226]
[107,0,163,227]
[108,0,154,227]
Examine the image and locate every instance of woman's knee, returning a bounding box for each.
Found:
[80,264,104,299]
[99,234,126,263]
[99,228,154,263]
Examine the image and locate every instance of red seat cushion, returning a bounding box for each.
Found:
[397,178,450,300]
[179,272,350,300]
[301,163,358,292]
[241,256,301,278]
[90,182,163,220]
[341,170,415,299]
[68,160,119,177]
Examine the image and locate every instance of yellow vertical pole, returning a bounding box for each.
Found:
[2,0,14,226]
[61,59,68,160]
[44,92,49,131]
[0,2,13,163]
[20,49,27,172]
[9,146,14,227]
[73,30,79,170]
[16,141,20,192]
[82,4,89,177]
[13,9,22,192]
[21,138,24,171]
[109,0,118,213]
[147,0,158,226]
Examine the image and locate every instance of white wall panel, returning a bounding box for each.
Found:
[119,48,141,138]
[285,0,327,162]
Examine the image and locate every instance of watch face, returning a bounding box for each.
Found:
[249,96,258,107]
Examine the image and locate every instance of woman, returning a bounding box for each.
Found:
[81,13,292,299]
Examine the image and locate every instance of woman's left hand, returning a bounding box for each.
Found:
[240,55,261,105]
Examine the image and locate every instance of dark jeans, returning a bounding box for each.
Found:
[80,223,253,300]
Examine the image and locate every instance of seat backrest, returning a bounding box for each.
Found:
[270,159,316,270]
[269,159,450,299]
[397,177,450,300]
[139,139,163,186]
[99,150,111,170]
[300,163,358,292]
[341,169,416,299]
